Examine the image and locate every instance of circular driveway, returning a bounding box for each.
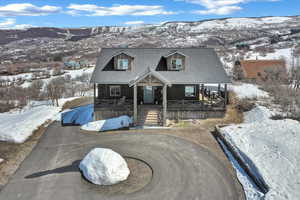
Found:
[0,122,239,200]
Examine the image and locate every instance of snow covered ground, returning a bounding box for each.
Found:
[11,67,94,88]
[229,83,269,99]
[0,97,78,143]
[220,106,300,200]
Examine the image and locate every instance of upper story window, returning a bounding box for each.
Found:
[185,86,195,97]
[110,85,121,97]
[117,58,129,70]
[171,58,183,70]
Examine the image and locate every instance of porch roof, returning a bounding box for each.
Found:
[129,67,171,87]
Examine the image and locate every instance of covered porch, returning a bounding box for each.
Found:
[93,70,228,126]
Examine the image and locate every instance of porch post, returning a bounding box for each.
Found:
[163,84,167,126]
[201,84,204,110]
[224,84,228,109]
[93,83,96,103]
[133,84,138,125]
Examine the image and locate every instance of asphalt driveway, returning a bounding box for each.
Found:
[0,122,241,200]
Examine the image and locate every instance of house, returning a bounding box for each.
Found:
[233,59,287,82]
[64,60,81,69]
[91,48,231,126]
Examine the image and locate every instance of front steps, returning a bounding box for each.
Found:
[138,106,162,126]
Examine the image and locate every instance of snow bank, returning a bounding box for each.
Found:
[229,83,269,99]
[0,97,79,143]
[79,148,130,185]
[81,116,132,132]
[243,106,274,123]
[220,106,300,200]
[0,105,60,143]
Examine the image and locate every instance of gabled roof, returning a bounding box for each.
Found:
[129,67,171,87]
[91,48,231,84]
[111,50,135,58]
[163,50,187,58]
[239,60,286,79]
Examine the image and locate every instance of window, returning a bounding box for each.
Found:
[171,58,182,70]
[110,86,121,97]
[117,59,129,70]
[185,86,195,97]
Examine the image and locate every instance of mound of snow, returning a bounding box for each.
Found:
[0,97,79,143]
[79,148,130,185]
[229,83,269,99]
[220,106,300,200]
[244,106,274,123]
[81,115,132,132]
[0,105,60,143]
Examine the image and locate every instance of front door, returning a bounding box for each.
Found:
[143,86,154,104]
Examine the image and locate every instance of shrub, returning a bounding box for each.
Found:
[235,98,255,112]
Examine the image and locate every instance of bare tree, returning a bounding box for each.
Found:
[290,52,300,90]
[46,77,66,106]
[28,80,44,100]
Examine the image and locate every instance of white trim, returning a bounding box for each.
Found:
[184,85,196,97]
[164,50,187,58]
[109,85,121,97]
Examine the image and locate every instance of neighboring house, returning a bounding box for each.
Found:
[233,59,287,82]
[64,60,81,69]
[91,48,231,126]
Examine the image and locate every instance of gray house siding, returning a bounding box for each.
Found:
[167,84,199,100]
[97,84,199,101]
[97,84,133,99]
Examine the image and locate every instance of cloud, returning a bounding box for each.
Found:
[124,20,145,25]
[0,3,61,17]
[67,4,176,16]
[182,0,280,15]
[194,5,242,15]
[0,18,15,28]
[0,18,33,29]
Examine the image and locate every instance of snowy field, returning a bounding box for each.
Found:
[0,97,78,143]
[229,83,269,99]
[220,106,300,200]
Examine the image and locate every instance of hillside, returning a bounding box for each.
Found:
[1,15,300,72]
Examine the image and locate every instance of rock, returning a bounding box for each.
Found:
[79,148,130,185]
[0,158,4,164]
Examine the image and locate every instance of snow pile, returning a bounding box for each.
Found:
[81,115,132,132]
[79,148,130,185]
[243,106,274,123]
[229,83,269,99]
[0,105,60,143]
[0,97,78,143]
[220,106,300,200]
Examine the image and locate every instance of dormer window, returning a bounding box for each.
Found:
[117,59,129,70]
[171,58,182,70]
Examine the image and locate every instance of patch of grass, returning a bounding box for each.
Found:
[172,120,192,128]
[62,96,93,110]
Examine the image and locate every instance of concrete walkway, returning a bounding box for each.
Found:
[0,122,243,200]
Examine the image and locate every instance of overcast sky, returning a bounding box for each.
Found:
[0,0,298,29]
